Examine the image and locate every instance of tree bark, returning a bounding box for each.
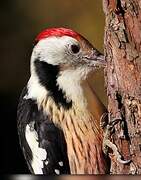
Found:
[103,0,141,174]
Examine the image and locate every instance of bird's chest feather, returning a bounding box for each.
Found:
[61,109,107,174]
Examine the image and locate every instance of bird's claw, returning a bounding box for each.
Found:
[103,138,131,164]
[102,117,131,164]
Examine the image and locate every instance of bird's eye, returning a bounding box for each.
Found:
[70,44,80,54]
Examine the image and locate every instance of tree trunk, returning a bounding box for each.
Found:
[103,0,141,174]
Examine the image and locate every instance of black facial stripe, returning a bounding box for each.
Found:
[34,59,72,109]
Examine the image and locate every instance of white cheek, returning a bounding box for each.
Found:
[33,36,79,65]
[34,37,67,65]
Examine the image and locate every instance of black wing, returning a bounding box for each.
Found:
[17,87,70,174]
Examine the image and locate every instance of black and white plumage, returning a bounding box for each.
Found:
[17,87,70,174]
[17,28,109,174]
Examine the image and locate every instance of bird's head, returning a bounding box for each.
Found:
[31,27,105,73]
[29,28,106,107]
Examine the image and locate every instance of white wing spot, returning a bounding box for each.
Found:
[58,161,63,167]
[55,169,60,175]
[25,122,47,174]
[23,94,29,100]
[45,160,49,165]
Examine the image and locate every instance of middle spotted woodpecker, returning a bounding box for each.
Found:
[17,27,110,174]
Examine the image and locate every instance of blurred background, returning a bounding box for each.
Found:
[0,0,106,174]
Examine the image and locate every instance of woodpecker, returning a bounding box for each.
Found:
[17,27,110,174]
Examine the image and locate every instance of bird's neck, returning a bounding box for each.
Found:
[57,68,106,119]
[56,67,90,108]
[57,67,105,111]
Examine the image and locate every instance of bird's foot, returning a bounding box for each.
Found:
[102,117,131,164]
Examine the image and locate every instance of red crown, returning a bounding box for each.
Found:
[35,27,81,43]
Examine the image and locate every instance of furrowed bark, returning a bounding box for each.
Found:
[103,0,141,174]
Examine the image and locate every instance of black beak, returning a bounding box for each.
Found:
[84,50,106,67]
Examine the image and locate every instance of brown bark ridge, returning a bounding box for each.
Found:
[103,0,141,174]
